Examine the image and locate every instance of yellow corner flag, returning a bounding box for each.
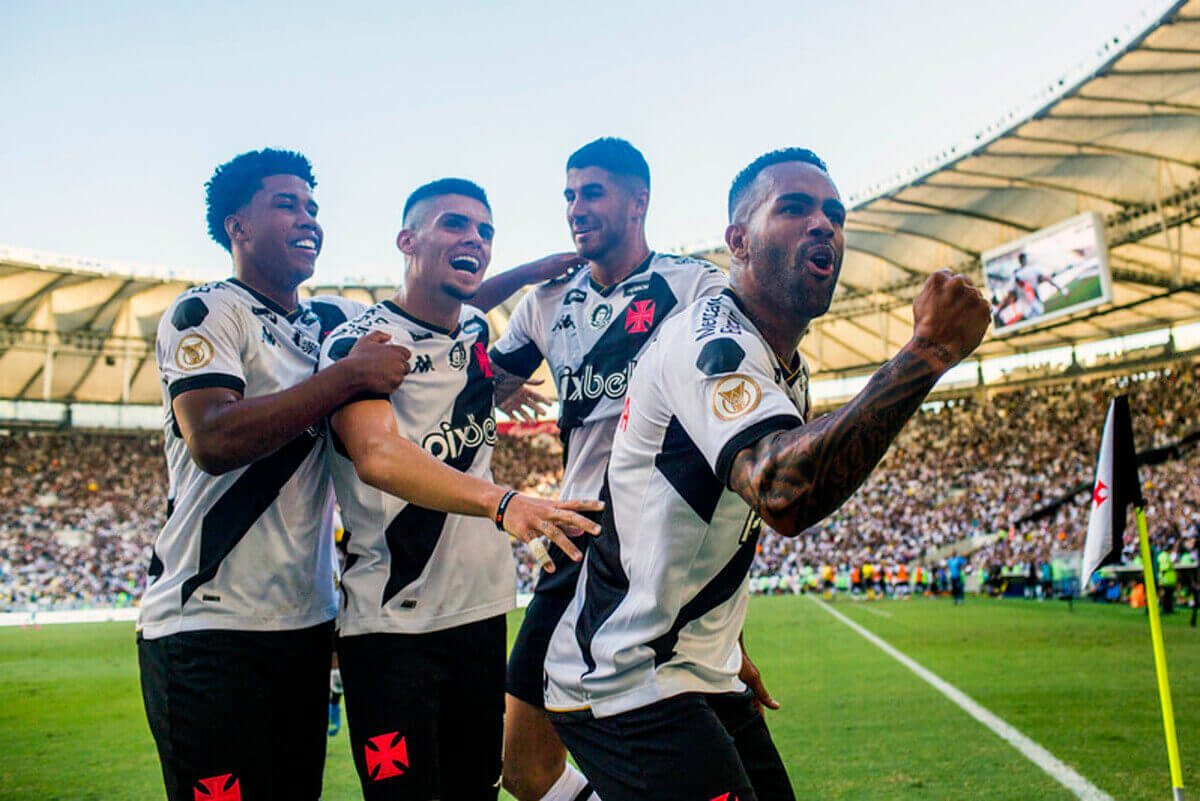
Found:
[1084,395,1184,800]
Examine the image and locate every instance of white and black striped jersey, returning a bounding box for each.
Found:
[544,289,811,718]
[489,253,726,593]
[138,279,360,640]
[320,301,516,636]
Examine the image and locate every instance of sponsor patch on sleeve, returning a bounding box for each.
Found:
[175,333,214,370]
[711,374,762,421]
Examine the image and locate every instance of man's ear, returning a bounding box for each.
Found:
[725,222,749,262]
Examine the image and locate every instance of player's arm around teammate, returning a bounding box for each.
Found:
[330,397,602,558]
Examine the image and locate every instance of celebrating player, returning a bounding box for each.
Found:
[489,137,757,801]
[319,178,603,801]
[138,149,411,801]
[543,148,991,800]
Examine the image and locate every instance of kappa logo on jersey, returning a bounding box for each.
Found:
[551,315,575,332]
[291,330,319,357]
[193,774,241,801]
[563,288,588,305]
[175,334,214,370]
[261,326,277,347]
[589,304,613,329]
[411,354,434,374]
[473,342,493,378]
[557,361,636,403]
[421,413,498,461]
[624,299,656,334]
[448,341,467,370]
[712,374,762,420]
[364,732,409,781]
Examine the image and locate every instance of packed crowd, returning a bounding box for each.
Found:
[1,359,1197,609]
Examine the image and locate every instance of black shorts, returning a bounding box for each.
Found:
[337,615,506,801]
[506,590,573,708]
[549,690,795,801]
[137,620,334,801]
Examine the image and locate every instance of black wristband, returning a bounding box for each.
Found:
[494,490,519,532]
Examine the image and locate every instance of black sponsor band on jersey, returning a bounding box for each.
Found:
[179,431,318,607]
[381,503,448,607]
[168,373,246,401]
[713,414,803,488]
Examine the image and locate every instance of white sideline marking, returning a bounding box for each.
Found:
[810,596,1114,801]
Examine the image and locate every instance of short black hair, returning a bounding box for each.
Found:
[566,137,650,189]
[402,178,491,225]
[205,148,316,252]
[727,148,829,220]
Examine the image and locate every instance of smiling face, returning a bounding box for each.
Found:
[230,173,323,288]
[727,161,846,324]
[397,194,494,302]
[564,166,647,261]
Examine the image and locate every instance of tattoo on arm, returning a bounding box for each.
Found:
[492,365,531,405]
[728,345,942,536]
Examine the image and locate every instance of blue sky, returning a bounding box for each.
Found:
[0,0,1174,283]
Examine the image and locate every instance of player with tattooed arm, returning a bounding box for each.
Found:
[543,148,991,800]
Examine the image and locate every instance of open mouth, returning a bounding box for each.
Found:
[449,255,481,274]
[805,245,836,278]
[290,237,319,255]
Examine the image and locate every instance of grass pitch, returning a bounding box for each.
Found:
[2,595,1198,800]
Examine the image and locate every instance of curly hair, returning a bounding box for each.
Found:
[205,149,316,251]
[727,148,828,221]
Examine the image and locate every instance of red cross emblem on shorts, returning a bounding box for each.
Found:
[364,732,409,781]
[193,774,241,801]
[624,300,656,334]
[710,793,739,801]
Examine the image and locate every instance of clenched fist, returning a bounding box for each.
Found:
[910,270,990,372]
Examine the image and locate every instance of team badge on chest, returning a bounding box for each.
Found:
[589,304,613,329]
[448,341,467,370]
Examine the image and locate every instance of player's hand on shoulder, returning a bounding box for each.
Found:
[500,495,604,569]
[910,270,990,372]
[344,331,412,394]
[526,252,587,284]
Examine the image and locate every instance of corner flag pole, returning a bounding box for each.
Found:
[1135,504,1185,801]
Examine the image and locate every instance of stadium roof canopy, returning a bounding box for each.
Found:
[2,0,1200,405]
[691,0,1200,376]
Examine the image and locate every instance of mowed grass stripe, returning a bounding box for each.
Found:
[742,595,1074,800]
[812,596,1113,801]
[829,596,1200,801]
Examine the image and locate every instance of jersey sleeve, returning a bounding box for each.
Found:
[488,291,544,379]
[660,330,804,488]
[157,288,247,400]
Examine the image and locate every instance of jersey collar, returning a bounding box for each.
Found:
[587,251,655,297]
[228,278,304,322]
[381,299,462,338]
[720,288,805,385]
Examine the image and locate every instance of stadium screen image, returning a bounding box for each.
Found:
[983,211,1113,335]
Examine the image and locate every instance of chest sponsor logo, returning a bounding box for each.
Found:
[421,413,497,461]
[711,373,762,421]
[557,361,636,403]
[624,299,656,334]
[551,315,575,332]
[589,304,613,329]
[448,341,467,370]
[175,333,214,370]
[411,354,434,374]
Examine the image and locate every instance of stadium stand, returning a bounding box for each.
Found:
[2,355,1195,610]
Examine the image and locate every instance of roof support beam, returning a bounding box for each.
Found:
[3,273,72,326]
[1008,134,1200,170]
[944,166,1131,207]
[77,279,137,332]
[883,197,1035,232]
[846,218,980,257]
[810,325,877,364]
[1073,93,1200,115]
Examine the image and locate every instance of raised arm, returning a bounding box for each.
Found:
[332,398,601,564]
[471,253,586,313]
[727,271,990,536]
[174,331,411,475]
